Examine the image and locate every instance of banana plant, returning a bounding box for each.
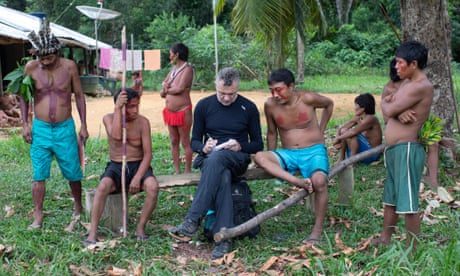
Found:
[419,114,444,150]
[4,57,34,103]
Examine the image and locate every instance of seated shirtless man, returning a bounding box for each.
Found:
[254,68,333,245]
[86,88,159,243]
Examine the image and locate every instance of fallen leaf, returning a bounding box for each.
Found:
[4,205,14,218]
[427,199,440,208]
[0,244,14,256]
[168,231,192,243]
[437,186,454,203]
[85,174,100,180]
[64,214,80,233]
[106,265,127,276]
[369,207,383,217]
[259,256,278,272]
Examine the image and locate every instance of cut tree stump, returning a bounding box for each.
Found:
[85,189,128,233]
[337,165,354,205]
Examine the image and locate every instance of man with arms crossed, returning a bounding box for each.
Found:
[254,68,333,245]
[21,20,88,229]
[374,40,433,247]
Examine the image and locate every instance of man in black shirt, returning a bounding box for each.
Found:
[169,67,263,259]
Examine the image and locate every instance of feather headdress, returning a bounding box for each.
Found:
[28,19,61,56]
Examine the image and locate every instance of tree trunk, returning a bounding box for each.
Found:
[344,0,353,25]
[296,30,305,83]
[400,0,458,138]
[336,0,343,26]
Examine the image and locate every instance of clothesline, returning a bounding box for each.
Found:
[99,48,161,71]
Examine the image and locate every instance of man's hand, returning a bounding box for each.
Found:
[398,110,416,124]
[217,139,241,152]
[129,177,142,194]
[202,137,218,154]
[115,90,128,109]
[79,126,89,145]
[22,124,32,144]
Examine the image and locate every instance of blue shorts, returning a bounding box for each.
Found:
[383,142,426,214]
[346,134,381,164]
[271,144,329,178]
[30,118,82,182]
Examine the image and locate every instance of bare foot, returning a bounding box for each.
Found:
[302,237,321,246]
[29,210,44,230]
[294,178,313,194]
[371,237,390,246]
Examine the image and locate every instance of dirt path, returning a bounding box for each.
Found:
[73,91,381,138]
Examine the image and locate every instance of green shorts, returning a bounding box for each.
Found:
[383,142,426,214]
[30,118,82,182]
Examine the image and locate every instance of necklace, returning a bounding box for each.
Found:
[169,63,188,84]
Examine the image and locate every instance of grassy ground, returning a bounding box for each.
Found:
[0,129,459,275]
[0,71,459,275]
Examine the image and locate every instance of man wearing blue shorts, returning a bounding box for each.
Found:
[254,68,333,245]
[20,20,88,230]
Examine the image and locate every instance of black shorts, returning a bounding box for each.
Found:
[101,160,155,192]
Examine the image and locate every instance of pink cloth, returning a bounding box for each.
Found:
[99,48,112,70]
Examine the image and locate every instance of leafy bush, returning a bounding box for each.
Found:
[185,24,244,86]
[144,12,197,68]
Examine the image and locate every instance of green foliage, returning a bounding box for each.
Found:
[185,24,244,85]
[304,24,399,76]
[4,57,34,102]
[0,131,458,274]
[419,115,445,149]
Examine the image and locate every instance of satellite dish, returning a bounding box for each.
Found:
[76,5,120,20]
[76,3,120,75]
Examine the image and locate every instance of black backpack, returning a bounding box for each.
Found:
[231,179,260,239]
[203,179,260,240]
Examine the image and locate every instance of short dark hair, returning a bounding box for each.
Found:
[170,43,189,61]
[355,93,376,115]
[114,88,140,103]
[389,58,401,82]
[216,67,240,86]
[395,40,428,69]
[268,68,295,86]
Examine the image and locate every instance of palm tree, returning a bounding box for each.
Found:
[215,0,326,82]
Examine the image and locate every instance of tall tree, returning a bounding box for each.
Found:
[400,0,458,138]
[230,0,326,78]
[335,0,353,26]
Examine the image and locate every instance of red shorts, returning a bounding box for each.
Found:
[163,105,192,126]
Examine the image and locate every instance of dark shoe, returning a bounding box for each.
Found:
[168,219,198,237]
[211,240,232,260]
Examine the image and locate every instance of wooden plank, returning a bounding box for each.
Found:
[156,167,273,188]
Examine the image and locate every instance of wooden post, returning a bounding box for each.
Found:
[85,188,128,233]
[337,165,354,205]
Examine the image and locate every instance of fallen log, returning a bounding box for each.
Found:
[213,144,386,242]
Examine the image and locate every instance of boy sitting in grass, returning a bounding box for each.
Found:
[333,93,382,164]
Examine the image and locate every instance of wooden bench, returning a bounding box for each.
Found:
[85,145,385,235]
